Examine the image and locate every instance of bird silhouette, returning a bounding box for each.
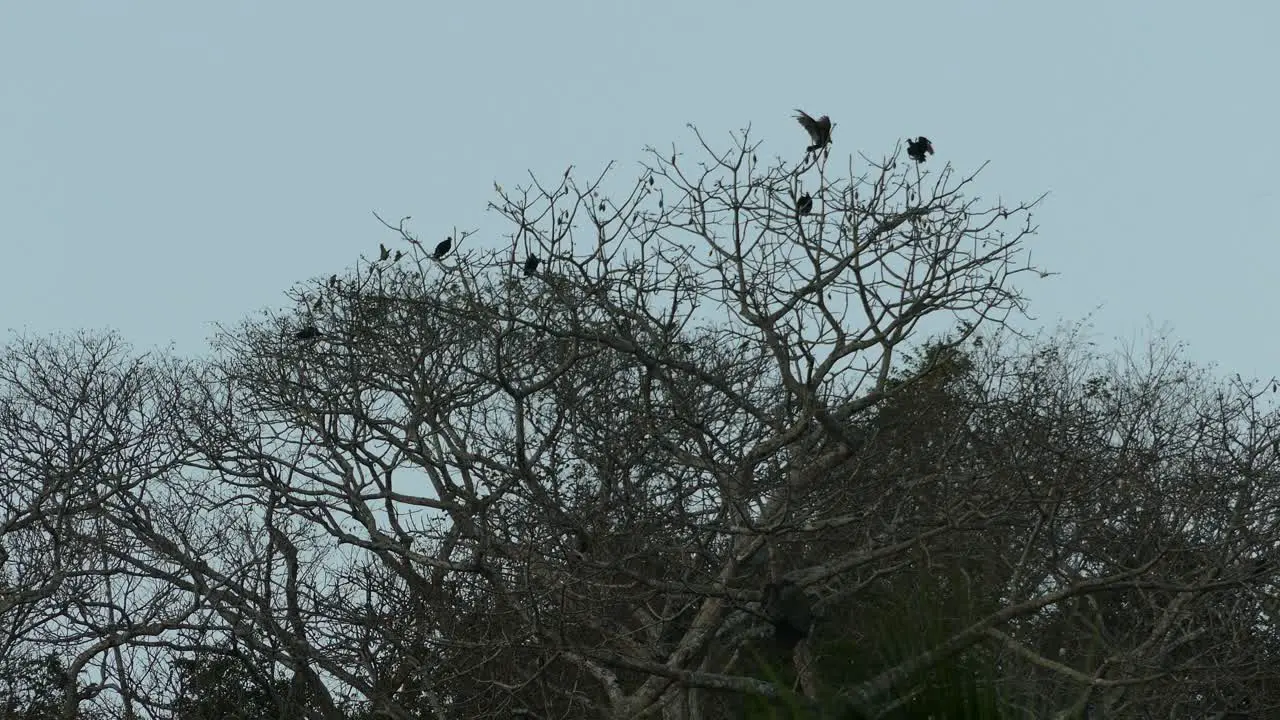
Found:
[907,136,935,163]
[569,527,590,556]
[523,255,541,277]
[379,243,391,261]
[794,110,833,153]
[796,193,814,216]
[763,579,813,650]
[434,237,452,259]
[328,274,338,288]
[394,250,403,262]
[293,325,322,341]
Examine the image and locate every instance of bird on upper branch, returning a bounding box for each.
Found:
[907,136,935,163]
[794,110,833,154]
[293,325,322,342]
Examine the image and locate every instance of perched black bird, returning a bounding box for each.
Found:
[293,325,322,341]
[762,579,813,650]
[433,237,452,259]
[328,274,338,288]
[794,109,833,153]
[523,255,541,277]
[394,249,403,262]
[796,193,814,216]
[379,243,391,261]
[570,527,590,556]
[907,136,935,163]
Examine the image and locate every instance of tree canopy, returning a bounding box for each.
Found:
[1,127,1276,720]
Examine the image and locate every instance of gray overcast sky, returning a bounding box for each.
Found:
[2,1,1276,377]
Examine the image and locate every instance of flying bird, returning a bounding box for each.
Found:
[796,193,814,216]
[293,325,322,341]
[794,110,833,153]
[434,237,452,259]
[907,136,935,163]
[523,255,541,277]
[379,243,391,261]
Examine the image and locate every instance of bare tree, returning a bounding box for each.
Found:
[0,333,202,719]
[155,126,1043,718]
[950,329,1280,719]
[10,124,1274,720]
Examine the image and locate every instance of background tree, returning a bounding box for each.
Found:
[0,333,199,720]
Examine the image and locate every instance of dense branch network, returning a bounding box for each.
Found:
[0,125,1276,720]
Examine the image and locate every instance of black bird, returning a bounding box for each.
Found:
[328,274,338,288]
[523,255,541,277]
[762,579,813,650]
[796,193,814,216]
[570,527,590,556]
[794,109,833,153]
[293,325,322,341]
[907,136,935,163]
[394,250,403,262]
[379,243,391,261]
[433,237,452,259]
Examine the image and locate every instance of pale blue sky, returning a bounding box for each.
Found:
[2,2,1276,377]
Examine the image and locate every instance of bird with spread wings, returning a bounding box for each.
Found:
[907,136,935,163]
[794,109,833,153]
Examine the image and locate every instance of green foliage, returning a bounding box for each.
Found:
[723,551,1014,719]
[0,654,67,720]
[171,653,312,720]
